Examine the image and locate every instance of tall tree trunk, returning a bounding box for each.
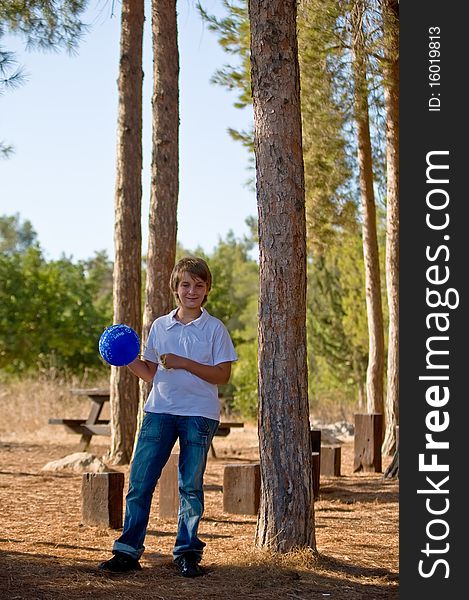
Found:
[109,0,144,465]
[137,0,180,433]
[381,0,399,456]
[351,0,385,416]
[249,0,315,552]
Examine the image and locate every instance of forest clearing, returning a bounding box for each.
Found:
[2,1,400,597]
[0,383,398,600]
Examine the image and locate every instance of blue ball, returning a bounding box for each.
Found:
[98,324,140,366]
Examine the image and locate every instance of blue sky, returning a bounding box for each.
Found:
[1,0,255,261]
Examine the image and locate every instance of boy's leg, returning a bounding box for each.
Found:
[112,412,178,560]
[173,416,219,563]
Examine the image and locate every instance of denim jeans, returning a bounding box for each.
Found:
[113,412,219,561]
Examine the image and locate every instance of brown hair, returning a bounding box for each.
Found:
[170,256,212,305]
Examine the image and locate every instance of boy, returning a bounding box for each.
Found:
[99,257,237,577]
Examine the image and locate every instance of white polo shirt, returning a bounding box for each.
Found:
[142,308,238,421]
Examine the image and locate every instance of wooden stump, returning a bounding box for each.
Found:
[312,452,320,500]
[310,429,321,500]
[310,429,321,453]
[320,445,341,477]
[223,463,260,515]
[158,453,179,519]
[354,413,383,473]
[81,472,124,529]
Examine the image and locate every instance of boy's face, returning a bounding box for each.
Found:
[176,271,208,310]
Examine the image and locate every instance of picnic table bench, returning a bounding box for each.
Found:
[48,387,244,457]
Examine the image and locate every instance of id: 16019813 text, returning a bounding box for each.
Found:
[428,26,441,112]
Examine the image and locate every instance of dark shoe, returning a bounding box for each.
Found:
[98,551,142,573]
[174,553,205,578]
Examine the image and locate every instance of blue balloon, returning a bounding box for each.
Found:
[99,324,140,366]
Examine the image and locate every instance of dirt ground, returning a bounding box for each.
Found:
[0,420,398,600]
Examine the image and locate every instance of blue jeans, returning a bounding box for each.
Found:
[113,412,218,561]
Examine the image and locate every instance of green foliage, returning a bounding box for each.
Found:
[0,213,38,253]
[307,232,368,408]
[0,214,110,376]
[0,44,25,105]
[298,0,357,250]
[80,250,113,324]
[0,247,108,374]
[0,1,89,51]
[204,231,258,341]
[231,339,258,420]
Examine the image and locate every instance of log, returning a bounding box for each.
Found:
[312,451,320,500]
[353,413,383,472]
[158,453,179,519]
[310,429,321,453]
[223,463,260,515]
[81,472,124,529]
[321,445,341,477]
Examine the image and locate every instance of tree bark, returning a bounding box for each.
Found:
[384,447,399,479]
[109,0,144,465]
[381,0,399,455]
[137,0,180,434]
[249,0,315,552]
[351,0,385,416]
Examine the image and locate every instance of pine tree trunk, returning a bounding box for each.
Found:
[109,0,144,465]
[381,0,399,455]
[249,0,315,552]
[351,1,385,416]
[137,0,180,434]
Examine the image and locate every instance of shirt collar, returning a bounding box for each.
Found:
[166,307,209,330]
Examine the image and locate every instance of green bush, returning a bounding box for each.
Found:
[231,340,258,420]
[0,247,108,374]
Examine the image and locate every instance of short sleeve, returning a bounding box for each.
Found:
[212,322,238,365]
[142,321,159,363]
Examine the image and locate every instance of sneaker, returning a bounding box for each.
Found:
[98,551,142,573]
[174,553,205,578]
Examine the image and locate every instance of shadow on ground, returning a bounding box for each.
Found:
[0,548,398,600]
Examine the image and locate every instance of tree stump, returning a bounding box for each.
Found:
[312,451,320,500]
[310,428,321,453]
[354,413,383,472]
[223,463,260,515]
[81,472,124,529]
[310,429,321,499]
[321,445,341,477]
[158,453,179,519]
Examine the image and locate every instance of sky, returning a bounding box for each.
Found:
[0,0,255,262]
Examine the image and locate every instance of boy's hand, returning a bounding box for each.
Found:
[160,353,231,385]
[160,353,184,370]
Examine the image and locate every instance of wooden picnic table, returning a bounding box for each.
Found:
[48,387,111,451]
[48,387,244,456]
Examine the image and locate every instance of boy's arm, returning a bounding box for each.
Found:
[161,353,231,385]
[126,357,158,383]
